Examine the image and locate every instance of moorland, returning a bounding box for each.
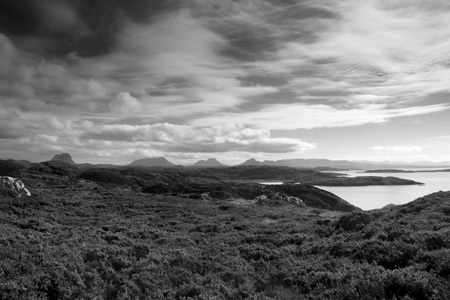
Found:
[0,157,449,299]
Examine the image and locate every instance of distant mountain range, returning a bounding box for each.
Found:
[193,158,225,167]
[239,158,450,170]
[42,153,450,170]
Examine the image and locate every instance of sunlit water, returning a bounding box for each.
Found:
[317,170,450,211]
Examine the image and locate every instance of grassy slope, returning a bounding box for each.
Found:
[1,180,450,300]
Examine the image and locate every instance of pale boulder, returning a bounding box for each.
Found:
[0,176,31,197]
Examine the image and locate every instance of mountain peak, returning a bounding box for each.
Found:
[50,153,76,165]
[194,158,225,167]
[128,157,176,167]
[239,158,263,166]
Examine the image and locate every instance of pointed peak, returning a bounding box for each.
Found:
[239,158,263,166]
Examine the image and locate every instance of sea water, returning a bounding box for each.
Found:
[317,170,450,211]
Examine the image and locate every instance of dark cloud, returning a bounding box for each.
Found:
[0,0,182,58]
[0,0,337,61]
[191,0,339,61]
[0,1,43,35]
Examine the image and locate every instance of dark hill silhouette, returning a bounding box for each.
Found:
[194,158,225,167]
[0,159,34,176]
[239,158,264,166]
[192,166,422,186]
[0,158,423,189]
[40,160,80,176]
[128,157,176,167]
[50,153,76,165]
[78,169,132,185]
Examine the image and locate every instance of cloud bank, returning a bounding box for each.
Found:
[1,0,450,163]
[82,123,315,153]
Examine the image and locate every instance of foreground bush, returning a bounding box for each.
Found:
[1,186,450,299]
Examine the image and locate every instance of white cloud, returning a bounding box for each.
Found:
[270,0,450,108]
[84,10,278,120]
[109,92,143,114]
[82,123,315,153]
[191,103,449,130]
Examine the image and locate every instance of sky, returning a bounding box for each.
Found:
[1,0,450,165]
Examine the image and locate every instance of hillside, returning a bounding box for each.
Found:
[1,175,450,299]
[0,159,34,176]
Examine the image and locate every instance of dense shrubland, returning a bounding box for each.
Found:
[1,180,450,299]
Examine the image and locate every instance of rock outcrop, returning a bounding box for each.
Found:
[256,192,305,207]
[0,176,31,197]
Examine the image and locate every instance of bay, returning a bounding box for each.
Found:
[317,169,450,211]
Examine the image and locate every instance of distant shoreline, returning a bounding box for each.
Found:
[363,169,450,174]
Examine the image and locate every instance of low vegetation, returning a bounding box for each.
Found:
[1,175,450,299]
[0,160,447,299]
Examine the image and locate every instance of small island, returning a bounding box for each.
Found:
[362,169,416,173]
[309,175,424,186]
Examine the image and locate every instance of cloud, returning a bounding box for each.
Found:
[0,34,15,72]
[109,92,143,114]
[0,105,26,139]
[79,9,280,121]
[0,100,72,140]
[268,0,450,108]
[191,103,450,130]
[82,123,315,153]
[0,33,107,113]
[372,145,422,153]
[2,0,450,164]
[36,0,83,32]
